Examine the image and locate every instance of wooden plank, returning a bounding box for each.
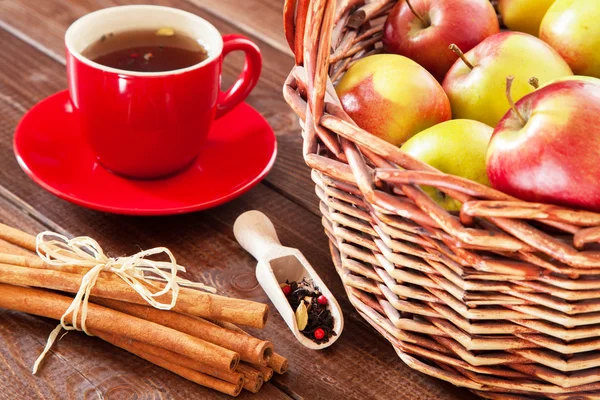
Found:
[0,0,320,216]
[0,5,474,400]
[185,0,292,57]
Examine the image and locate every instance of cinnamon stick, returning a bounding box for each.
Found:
[0,263,268,328]
[0,253,93,276]
[0,252,144,279]
[236,363,263,381]
[210,319,289,374]
[267,353,289,375]
[0,229,120,278]
[0,238,35,257]
[94,331,243,386]
[110,340,243,397]
[180,290,267,328]
[135,351,243,397]
[261,366,274,382]
[92,298,273,366]
[246,363,274,382]
[0,253,43,268]
[242,374,264,393]
[0,283,239,371]
[0,223,36,251]
[236,363,264,393]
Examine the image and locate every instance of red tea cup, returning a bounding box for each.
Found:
[65,5,262,179]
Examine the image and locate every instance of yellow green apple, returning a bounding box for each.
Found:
[540,0,600,78]
[336,54,451,146]
[442,32,573,127]
[400,119,493,211]
[498,0,556,36]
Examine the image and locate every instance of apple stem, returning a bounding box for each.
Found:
[449,44,474,70]
[506,75,527,126]
[405,0,428,26]
[528,77,539,89]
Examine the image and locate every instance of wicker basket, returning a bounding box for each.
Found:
[282,1,600,398]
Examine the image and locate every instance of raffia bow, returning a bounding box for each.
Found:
[32,231,216,373]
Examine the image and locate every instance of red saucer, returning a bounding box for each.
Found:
[14,90,277,215]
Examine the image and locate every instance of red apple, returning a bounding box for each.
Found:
[487,77,600,211]
[336,54,451,146]
[383,0,499,82]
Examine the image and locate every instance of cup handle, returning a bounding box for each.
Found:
[215,34,262,119]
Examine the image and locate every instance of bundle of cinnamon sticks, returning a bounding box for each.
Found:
[0,223,288,397]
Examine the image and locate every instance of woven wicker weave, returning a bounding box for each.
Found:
[282,1,600,398]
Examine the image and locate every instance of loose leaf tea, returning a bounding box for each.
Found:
[282,278,336,344]
[82,28,208,72]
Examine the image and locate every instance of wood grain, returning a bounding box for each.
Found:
[0,1,474,399]
[185,0,292,57]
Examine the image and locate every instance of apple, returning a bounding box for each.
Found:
[540,0,600,78]
[498,0,556,37]
[336,54,451,146]
[382,0,499,82]
[487,77,600,212]
[442,32,573,127]
[541,75,600,87]
[400,119,493,211]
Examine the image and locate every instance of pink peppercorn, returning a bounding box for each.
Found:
[317,295,328,305]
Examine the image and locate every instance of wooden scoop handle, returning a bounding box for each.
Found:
[234,211,283,261]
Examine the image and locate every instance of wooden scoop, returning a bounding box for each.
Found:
[234,210,343,349]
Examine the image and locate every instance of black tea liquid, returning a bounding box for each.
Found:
[82,28,209,72]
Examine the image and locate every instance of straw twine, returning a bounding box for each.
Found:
[32,231,215,374]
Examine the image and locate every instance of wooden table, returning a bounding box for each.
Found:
[0,1,475,399]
